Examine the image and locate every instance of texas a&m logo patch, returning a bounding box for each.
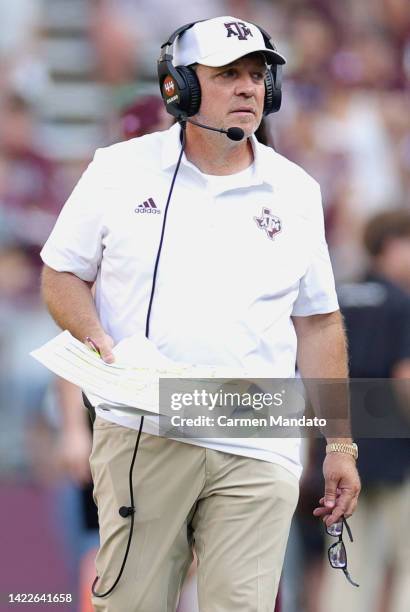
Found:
[254,207,282,240]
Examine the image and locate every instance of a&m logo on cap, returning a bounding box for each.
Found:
[224,21,253,41]
[254,207,282,240]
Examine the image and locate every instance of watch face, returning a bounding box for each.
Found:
[349,443,358,459]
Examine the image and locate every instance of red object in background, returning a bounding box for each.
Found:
[2,148,60,216]
[120,95,167,139]
[0,483,71,609]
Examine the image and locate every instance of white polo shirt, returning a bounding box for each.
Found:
[41,123,339,479]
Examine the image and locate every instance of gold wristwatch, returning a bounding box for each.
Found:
[326,442,358,460]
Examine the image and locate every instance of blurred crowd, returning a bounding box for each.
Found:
[0,1,409,611]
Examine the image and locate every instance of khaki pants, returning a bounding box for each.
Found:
[90,416,299,612]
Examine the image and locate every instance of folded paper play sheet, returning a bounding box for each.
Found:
[31,331,253,415]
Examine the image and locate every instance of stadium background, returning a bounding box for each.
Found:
[0,1,409,611]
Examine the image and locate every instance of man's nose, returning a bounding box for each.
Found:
[234,74,257,97]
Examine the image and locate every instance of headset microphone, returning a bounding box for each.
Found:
[182,117,245,141]
[226,127,246,141]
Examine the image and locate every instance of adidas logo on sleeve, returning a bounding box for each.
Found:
[134,198,161,214]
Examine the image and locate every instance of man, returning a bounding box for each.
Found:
[40,16,360,612]
[319,210,410,612]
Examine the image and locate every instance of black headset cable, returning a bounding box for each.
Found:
[92,123,187,598]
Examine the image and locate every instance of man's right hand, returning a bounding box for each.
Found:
[85,333,115,363]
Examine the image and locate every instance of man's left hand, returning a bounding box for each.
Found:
[313,453,361,527]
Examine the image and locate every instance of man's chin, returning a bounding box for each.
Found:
[230,123,256,140]
[228,115,258,135]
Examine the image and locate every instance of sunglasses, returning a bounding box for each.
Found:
[326,516,359,587]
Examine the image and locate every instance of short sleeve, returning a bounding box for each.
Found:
[292,183,339,316]
[40,149,109,281]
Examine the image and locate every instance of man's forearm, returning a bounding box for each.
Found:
[41,265,104,342]
[293,312,352,443]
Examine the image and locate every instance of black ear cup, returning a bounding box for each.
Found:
[263,66,282,115]
[264,69,275,116]
[176,66,201,116]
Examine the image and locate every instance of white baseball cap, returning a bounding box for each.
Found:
[174,16,286,68]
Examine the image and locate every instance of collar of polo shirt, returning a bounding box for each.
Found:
[160,123,274,190]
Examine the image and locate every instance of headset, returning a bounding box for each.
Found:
[157,20,284,120]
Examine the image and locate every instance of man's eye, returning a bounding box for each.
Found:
[253,72,266,81]
[220,69,235,78]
